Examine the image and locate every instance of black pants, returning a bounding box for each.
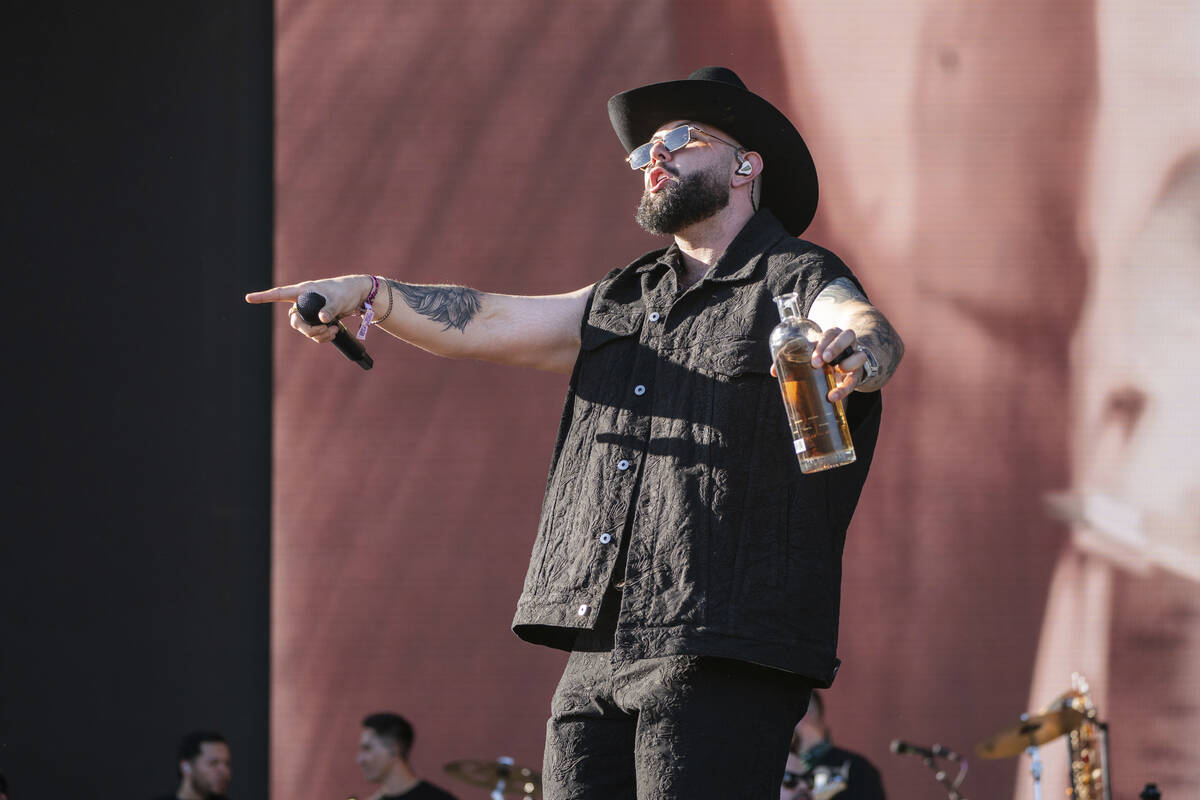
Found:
[543,619,814,800]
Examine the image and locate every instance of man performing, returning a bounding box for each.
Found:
[249,66,903,800]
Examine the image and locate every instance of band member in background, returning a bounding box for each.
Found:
[153,731,231,800]
[781,691,886,800]
[356,712,457,800]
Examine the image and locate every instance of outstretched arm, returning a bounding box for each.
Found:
[246,274,592,375]
[806,276,904,401]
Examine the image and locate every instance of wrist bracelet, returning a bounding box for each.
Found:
[372,278,394,325]
[363,274,380,307]
[355,275,380,341]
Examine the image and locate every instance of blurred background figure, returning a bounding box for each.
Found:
[153,731,231,800]
[356,712,458,800]
[781,691,885,800]
[0,768,8,800]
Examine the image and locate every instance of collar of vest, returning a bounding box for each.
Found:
[635,208,791,285]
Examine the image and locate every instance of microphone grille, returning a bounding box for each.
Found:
[296,292,327,326]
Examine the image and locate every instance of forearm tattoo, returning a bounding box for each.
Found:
[854,324,904,390]
[386,279,482,332]
[815,277,904,389]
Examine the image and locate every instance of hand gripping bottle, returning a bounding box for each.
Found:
[768,292,856,473]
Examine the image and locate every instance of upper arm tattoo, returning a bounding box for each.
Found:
[387,279,482,332]
[814,276,868,306]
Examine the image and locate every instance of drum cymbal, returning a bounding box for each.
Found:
[974,706,1086,759]
[443,757,542,798]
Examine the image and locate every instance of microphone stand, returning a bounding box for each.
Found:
[928,753,969,800]
[902,747,969,800]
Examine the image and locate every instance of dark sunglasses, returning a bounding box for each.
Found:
[625,124,741,170]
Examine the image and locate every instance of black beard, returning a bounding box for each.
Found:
[635,167,730,235]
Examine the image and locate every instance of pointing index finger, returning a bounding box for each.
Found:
[245,285,303,304]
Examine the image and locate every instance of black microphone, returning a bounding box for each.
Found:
[890,740,960,761]
[296,291,373,370]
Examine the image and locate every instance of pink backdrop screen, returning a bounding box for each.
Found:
[273,2,1200,798]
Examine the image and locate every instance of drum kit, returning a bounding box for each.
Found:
[443,756,542,800]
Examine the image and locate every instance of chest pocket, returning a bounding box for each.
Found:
[685,337,795,499]
[582,308,643,346]
[685,337,777,436]
[574,311,643,403]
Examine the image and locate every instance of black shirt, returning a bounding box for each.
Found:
[798,742,886,800]
[512,209,882,685]
[378,780,458,800]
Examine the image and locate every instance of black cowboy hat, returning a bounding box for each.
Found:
[607,66,818,236]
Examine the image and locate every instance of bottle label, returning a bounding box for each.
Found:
[794,438,806,454]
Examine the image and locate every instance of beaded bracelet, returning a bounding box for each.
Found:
[355,275,380,340]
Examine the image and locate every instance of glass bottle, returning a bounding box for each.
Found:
[769,292,856,473]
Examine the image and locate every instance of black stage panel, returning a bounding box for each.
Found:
[4,2,273,796]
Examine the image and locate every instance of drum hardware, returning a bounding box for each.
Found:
[974,705,1085,759]
[443,756,542,800]
[1027,739,1045,800]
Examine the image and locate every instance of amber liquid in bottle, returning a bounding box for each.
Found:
[769,293,856,473]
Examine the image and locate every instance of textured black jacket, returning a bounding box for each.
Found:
[513,210,881,685]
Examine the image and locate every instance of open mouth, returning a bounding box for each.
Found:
[646,166,673,193]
